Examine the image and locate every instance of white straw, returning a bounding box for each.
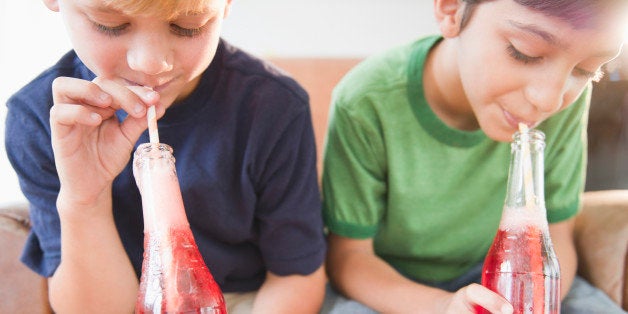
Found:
[147,105,159,144]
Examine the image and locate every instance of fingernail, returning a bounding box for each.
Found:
[90,113,101,121]
[134,103,145,114]
[145,90,158,101]
[99,93,111,103]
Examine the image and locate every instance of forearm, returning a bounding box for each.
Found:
[49,187,138,314]
[557,249,577,300]
[328,248,450,313]
[252,266,326,314]
[549,218,577,300]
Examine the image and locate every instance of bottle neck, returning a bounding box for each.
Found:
[503,130,547,226]
[133,143,190,232]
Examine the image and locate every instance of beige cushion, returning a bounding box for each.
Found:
[0,203,51,314]
[268,58,361,179]
[575,190,628,310]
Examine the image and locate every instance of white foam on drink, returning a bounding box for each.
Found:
[500,206,548,232]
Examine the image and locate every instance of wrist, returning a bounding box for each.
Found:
[56,185,113,222]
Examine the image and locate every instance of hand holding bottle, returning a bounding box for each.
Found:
[49,76,162,210]
[439,283,513,314]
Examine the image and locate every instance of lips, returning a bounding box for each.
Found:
[125,78,173,93]
[503,109,536,129]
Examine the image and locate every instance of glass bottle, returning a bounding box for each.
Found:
[477,130,560,314]
[133,143,227,314]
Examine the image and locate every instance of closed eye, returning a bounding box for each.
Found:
[170,24,205,38]
[507,45,542,64]
[93,22,129,37]
[574,68,604,81]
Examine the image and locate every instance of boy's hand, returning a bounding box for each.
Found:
[441,283,513,314]
[49,76,163,210]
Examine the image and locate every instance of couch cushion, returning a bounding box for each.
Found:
[575,190,628,310]
[0,203,51,313]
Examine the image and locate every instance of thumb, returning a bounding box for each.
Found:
[121,86,162,143]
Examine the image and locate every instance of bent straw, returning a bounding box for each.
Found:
[518,123,535,209]
[147,105,159,144]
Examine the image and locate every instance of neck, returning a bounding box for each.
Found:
[423,38,478,131]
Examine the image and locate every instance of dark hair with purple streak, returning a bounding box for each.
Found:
[460,0,628,30]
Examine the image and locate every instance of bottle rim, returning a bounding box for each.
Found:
[512,129,545,141]
[135,142,174,155]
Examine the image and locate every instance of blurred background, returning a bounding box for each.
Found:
[0,0,437,206]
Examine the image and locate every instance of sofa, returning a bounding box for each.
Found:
[1,58,626,313]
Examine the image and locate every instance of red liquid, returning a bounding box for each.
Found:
[136,228,226,314]
[476,226,560,314]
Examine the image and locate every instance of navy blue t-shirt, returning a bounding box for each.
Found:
[5,39,326,292]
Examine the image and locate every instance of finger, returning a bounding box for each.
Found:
[118,86,163,142]
[118,112,149,144]
[91,78,159,118]
[50,104,104,143]
[52,77,112,109]
[50,103,104,128]
[465,284,513,314]
[125,85,160,105]
[117,98,166,143]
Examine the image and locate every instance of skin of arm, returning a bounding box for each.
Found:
[326,233,513,314]
[46,77,162,313]
[547,218,577,299]
[49,187,139,313]
[252,266,326,314]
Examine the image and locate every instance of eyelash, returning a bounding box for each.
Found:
[92,22,205,38]
[93,23,127,37]
[507,45,541,64]
[576,68,605,81]
[507,44,603,80]
[170,24,205,37]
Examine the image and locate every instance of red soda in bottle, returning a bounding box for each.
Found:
[133,143,227,314]
[477,129,560,314]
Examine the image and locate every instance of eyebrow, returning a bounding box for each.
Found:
[508,20,619,58]
[508,20,561,47]
[86,4,124,14]
[182,8,212,16]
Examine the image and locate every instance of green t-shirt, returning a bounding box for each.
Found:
[322,35,588,282]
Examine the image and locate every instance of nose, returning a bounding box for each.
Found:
[127,35,174,76]
[524,74,569,114]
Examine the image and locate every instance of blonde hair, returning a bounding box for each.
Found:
[101,0,215,20]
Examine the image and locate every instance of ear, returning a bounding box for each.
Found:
[223,0,233,19]
[42,0,59,12]
[434,0,464,38]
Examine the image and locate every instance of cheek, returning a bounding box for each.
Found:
[561,88,585,111]
[458,43,510,99]
[75,40,125,77]
[560,76,592,109]
[177,37,220,78]
[65,26,124,76]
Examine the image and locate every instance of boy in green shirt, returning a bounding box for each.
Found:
[322,0,628,313]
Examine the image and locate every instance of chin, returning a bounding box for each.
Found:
[484,126,516,143]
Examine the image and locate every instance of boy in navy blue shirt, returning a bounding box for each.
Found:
[5,0,326,312]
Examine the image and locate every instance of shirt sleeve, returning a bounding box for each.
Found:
[541,85,590,223]
[5,89,62,277]
[252,96,327,276]
[322,94,387,239]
